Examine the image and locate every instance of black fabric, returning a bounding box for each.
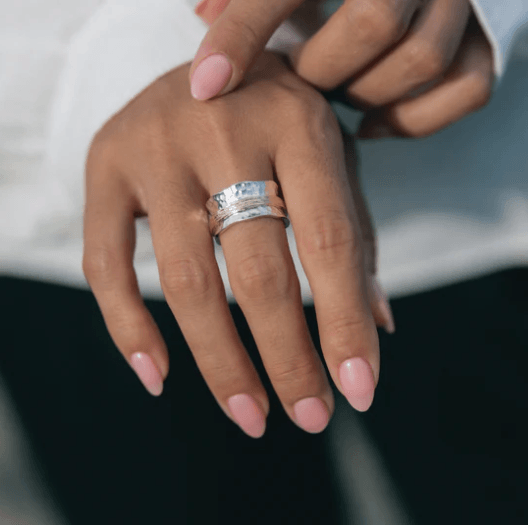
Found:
[0,269,527,524]
[0,276,345,525]
[363,268,528,525]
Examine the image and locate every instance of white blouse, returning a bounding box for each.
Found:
[1,0,527,302]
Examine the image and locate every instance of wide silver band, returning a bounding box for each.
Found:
[206,180,290,244]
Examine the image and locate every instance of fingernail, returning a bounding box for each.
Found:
[293,397,330,434]
[130,352,164,397]
[338,358,376,412]
[227,393,266,438]
[190,53,232,100]
[373,277,396,334]
[194,0,209,16]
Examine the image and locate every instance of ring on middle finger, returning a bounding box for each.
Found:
[206,180,290,245]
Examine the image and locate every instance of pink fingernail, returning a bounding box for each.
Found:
[293,397,330,434]
[130,353,164,397]
[227,393,266,438]
[373,277,396,334]
[190,53,232,100]
[338,358,376,412]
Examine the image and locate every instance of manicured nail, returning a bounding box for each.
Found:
[130,353,164,397]
[293,397,330,434]
[227,393,266,438]
[190,53,232,100]
[372,277,396,334]
[338,358,376,412]
[194,0,209,16]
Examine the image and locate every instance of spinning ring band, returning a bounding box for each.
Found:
[206,180,290,245]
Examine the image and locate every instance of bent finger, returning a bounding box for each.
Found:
[347,0,471,107]
[358,18,493,138]
[291,0,419,90]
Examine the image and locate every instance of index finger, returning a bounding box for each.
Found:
[189,0,303,100]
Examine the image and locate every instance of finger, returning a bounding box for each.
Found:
[218,176,335,434]
[148,170,270,439]
[83,169,168,397]
[189,0,303,100]
[290,0,420,90]
[195,0,231,26]
[347,0,471,107]
[357,17,493,138]
[275,106,380,412]
[342,134,395,334]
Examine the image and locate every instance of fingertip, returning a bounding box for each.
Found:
[338,357,376,412]
[190,53,233,100]
[130,352,165,397]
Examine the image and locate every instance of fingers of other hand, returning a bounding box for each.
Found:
[147,178,271,438]
[347,0,471,106]
[83,157,168,397]
[291,0,419,89]
[190,0,303,100]
[275,103,380,413]
[358,18,493,138]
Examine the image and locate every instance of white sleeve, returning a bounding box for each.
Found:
[40,0,208,209]
[267,0,528,91]
[469,0,528,88]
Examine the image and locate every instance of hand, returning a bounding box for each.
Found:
[190,0,493,138]
[83,51,393,438]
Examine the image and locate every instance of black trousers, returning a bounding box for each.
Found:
[1,269,527,524]
[0,276,345,525]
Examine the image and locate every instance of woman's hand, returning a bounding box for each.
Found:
[191,0,493,138]
[83,51,392,438]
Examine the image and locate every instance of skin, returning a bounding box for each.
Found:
[83,52,389,437]
[191,0,494,138]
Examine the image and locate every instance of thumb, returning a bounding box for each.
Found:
[190,0,303,100]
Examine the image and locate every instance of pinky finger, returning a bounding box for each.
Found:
[358,18,494,139]
[83,175,169,397]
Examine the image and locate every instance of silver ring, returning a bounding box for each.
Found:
[206,180,290,245]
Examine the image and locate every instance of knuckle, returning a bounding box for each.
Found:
[405,41,447,82]
[281,92,339,144]
[232,252,292,302]
[160,256,212,300]
[269,356,321,389]
[112,319,147,352]
[82,247,119,289]
[467,73,492,110]
[349,0,407,45]
[325,312,370,350]
[222,16,261,53]
[86,130,114,174]
[198,352,240,381]
[300,211,360,263]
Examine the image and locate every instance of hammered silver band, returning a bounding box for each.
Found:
[206,180,290,244]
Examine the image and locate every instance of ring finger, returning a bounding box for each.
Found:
[215,165,335,434]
